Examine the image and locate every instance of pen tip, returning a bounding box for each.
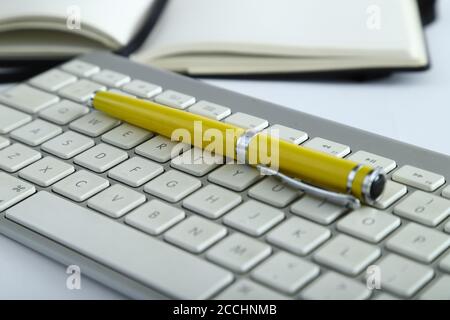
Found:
[369,173,386,201]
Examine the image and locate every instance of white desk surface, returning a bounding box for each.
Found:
[0,2,448,299]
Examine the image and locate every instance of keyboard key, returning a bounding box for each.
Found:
[29,69,77,92]
[52,170,109,202]
[251,252,319,294]
[69,111,120,137]
[154,90,195,109]
[393,191,450,227]
[0,105,32,134]
[6,191,232,299]
[144,170,201,202]
[182,184,242,219]
[10,119,62,146]
[164,216,227,253]
[267,217,330,255]
[442,185,450,199]
[223,200,284,236]
[262,124,308,144]
[171,148,223,176]
[59,79,106,103]
[39,100,88,125]
[248,177,299,208]
[224,112,268,131]
[41,131,95,159]
[440,252,450,273]
[74,143,128,173]
[208,163,262,191]
[347,150,396,174]
[108,156,163,187]
[0,136,9,149]
[386,223,450,263]
[419,276,450,300]
[0,84,59,114]
[19,156,74,187]
[392,165,445,192]
[303,137,350,158]
[378,254,434,298]
[0,172,36,211]
[108,88,135,97]
[0,143,41,172]
[373,180,407,209]
[215,279,287,300]
[122,79,162,98]
[135,135,190,163]
[291,195,347,225]
[188,100,231,120]
[91,69,130,87]
[101,123,152,149]
[314,234,381,276]
[125,199,185,235]
[61,60,100,77]
[337,207,401,243]
[87,184,146,218]
[207,233,271,273]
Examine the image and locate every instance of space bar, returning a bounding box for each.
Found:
[6,191,233,299]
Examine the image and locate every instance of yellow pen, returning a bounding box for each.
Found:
[90,91,386,208]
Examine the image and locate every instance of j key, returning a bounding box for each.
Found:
[101,123,152,149]
[262,124,308,144]
[392,165,445,192]
[135,135,191,163]
[29,69,77,92]
[108,156,163,187]
[39,100,88,125]
[59,79,105,103]
[0,84,59,114]
[10,119,62,146]
[122,79,162,98]
[208,162,262,191]
[74,143,128,173]
[374,180,407,210]
[91,69,130,87]
[248,177,299,208]
[171,148,222,176]
[69,111,120,137]
[0,136,9,149]
[419,276,450,300]
[291,195,347,225]
[0,172,36,211]
[19,156,74,187]
[188,100,231,120]
[154,90,196,109]
[41,131,95,159]
[224,112,268,131]
[0,143,41,172]
[52,170,109,202]
[61,60,100,77]
[0,105,32,134]
[144,170,201,202]
[215,279,287,300]
[347,150,396,174]
[303,137,350,158]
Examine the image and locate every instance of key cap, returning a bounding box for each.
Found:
[374,180,407,209]
[69,111,120,137]
[208,162,262,191]
[87,184,146,218]
[52,170,109,202]
[394,191,450,227]
[74,143,128,173]
[29,69,77,92]
[170,148,222,176]
[0,136,9,149]
[248,177,299,208]
[337,207,401,243]
[0,84,59,114]
[378,254,434,298]
[19,156,74,187]
[301,272,371,300]
[182,184,242,219]
[10,119,62,146]
[440,252,450,273]
[108,89,135,97]
[347,150,397,174]
[125,199,185,235]
[419,276,450,300]
[59,79,106,103]
[135,135,190,163]
[223,200,284,236]
[144,170,201,202]
[101,123,152,149]
[215,279,287,300]
[314,234,381,276]
[41,131,95,159]
[61,60,100,77]
[188,100,231,120]
[251,252,320,294]
[0,172,36,211]
[267,217,331,255]
[122,79,162,98]
[164,216,227,253]
[91,69,130,87]
[39,100,88,125]
[443,185,450,199]
[108,156,163,187]
[303,137,350,157]
[392,165,445,192]
[262,124,308,144]
[0,143,41,172]
[154,90,196,109]
[0,105,32,134]
[206,233,271,273]
[291,195,347,225]
[6,191,232,299]
[386,223,450,263]
[224,112,268,131]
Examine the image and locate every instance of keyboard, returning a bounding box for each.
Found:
[0,52,449,300]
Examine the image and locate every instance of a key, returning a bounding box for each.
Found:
[91,69,130,87]
[164,216,227,253]
[182,184,242,219]
[374,180,407,209]
[419,276,450,300]
[303,137,350,158]
[440,252,450,273]
[386,223,450,263]
[314,234,381,276]
[29,69,77,92]
[392,165,445,192]
[262,124,308,144]
[251,252,320,294]
[58,79,106,103]
[10,119,62,146]
[135,135,191,163]
[87,184,146,218]
[170,148,222,176]
[0,105,32,134]
[0,143,41,172]
[108,156,163,187]
[101,123,152,149]
[61,60,100,77]
[39,100,88,125]
[0,172,36,211]
[206,233,271,273]
[337,207,401,243]
[377,254,434,298]
[215,279,287,300]
[125,199,185,235]
[393,191,450,227]
[0,84,59,114]
[223,112,268,131]
[52,170,109,202]
[144,170,201,202]
[208,162,262,191]
[248,177,299,208]
[154,90,196,109]
[267,216,331,255]
[291,195,347,225]
[346,150,396,174]
[69,111,120,137]
[74,143,128,173]
[0,136,9,149]
[122,79,162,98]
[41,131,95,159]
[19,156,74,187]
[188,100,231,120]
[443,185,450,199]
[223,200,284,236]
[6,191,233,299]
